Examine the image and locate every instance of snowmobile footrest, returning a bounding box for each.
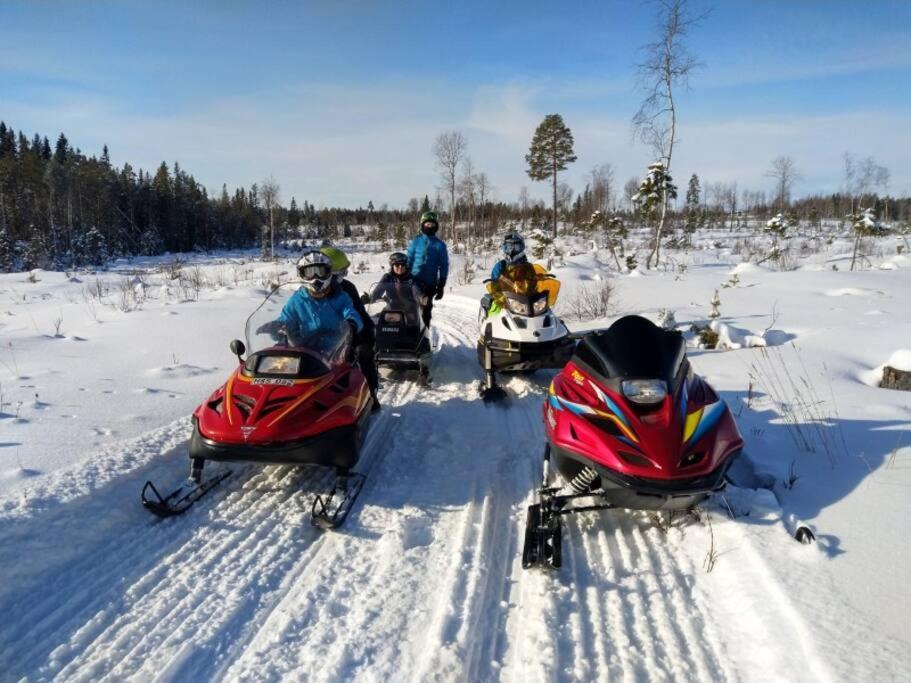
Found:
[141,470,231,518]
[311,472,366,530]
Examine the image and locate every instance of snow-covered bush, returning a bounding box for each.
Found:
[656,308,677,330]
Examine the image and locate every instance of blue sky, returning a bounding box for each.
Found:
[2,0,909,207]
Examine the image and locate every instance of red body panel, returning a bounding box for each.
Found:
[194,350,371,446]
[545,361,743,482]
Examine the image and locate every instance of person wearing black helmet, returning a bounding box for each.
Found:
[406,211,449,327]
[491,231,528,280]
[380,252,413,284]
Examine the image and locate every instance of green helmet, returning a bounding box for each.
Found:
[420,211,438,226]
[319,246,350,278]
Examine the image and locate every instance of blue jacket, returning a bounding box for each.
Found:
[491,256,528,281]
[278,285,363,352]
[406,234,449,289]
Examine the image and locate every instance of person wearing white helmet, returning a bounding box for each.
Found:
[276,250,363,353]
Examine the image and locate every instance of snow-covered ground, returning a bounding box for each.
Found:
[1,238,909,681]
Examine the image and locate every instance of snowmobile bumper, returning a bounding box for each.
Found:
[551,442,738,511]
[190,414,367,470]
[477,336,576,373]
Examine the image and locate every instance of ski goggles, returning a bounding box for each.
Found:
[298,263,332,280]
[392,261,407,269]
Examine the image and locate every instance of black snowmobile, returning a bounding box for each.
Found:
[366,280,433,385]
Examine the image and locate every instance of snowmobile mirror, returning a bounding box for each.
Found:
[230,339,246,362]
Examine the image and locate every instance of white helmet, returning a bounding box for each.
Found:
[297,250,333,297]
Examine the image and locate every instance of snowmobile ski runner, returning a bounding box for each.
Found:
[477,262,575,402]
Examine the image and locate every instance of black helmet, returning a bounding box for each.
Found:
[389,252,408,267]
[501,231,526,263]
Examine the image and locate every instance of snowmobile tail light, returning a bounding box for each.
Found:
[257,355,301,375]
[622,379,667,405]
[532,297,548,315]
[383,312,402,323]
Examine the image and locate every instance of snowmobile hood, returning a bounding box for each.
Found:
[545,361,743,482]
[194,359,371,446]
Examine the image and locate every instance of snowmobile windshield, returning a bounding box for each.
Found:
[367,281,423,325]
[244,282,352,365]
[487,262,561,310]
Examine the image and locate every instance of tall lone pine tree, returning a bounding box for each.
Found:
[526,114,577,238]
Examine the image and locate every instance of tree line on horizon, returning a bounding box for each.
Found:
[0,119,909,274]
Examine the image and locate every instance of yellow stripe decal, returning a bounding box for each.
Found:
[683,407,703,443]
[267,374,337,428]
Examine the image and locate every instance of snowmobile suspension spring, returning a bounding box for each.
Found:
[567,466,599,494]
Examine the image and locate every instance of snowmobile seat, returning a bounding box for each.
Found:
[574,315,686,391]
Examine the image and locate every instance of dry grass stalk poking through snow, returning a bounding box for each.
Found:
[749,345,849,466]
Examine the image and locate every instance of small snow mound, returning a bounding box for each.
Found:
[709,320,770,350]
[731,262,769,275]
[824,288,882,297]
[0,467,41,481]
[627,268,644,278]
[860,349,911,387]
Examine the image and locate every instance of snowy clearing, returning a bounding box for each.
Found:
[1,242,910,681]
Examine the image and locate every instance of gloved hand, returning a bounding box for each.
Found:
[344,320,358,362]
[434,280,446,301]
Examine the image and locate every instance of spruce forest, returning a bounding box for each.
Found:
[0,119,909,273]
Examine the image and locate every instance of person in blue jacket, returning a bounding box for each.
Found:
[406,211,449,327]
[277,250,363,355]
[491,231,528,281]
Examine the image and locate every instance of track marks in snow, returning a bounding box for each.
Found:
[0,296,835,682]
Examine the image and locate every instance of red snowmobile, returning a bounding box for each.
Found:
[142,283,375,528]
[522,315,744,569]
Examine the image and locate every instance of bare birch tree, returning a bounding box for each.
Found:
[633,0,706,269]
[260,176,281,260]
[765,156,800,212]
[518,186,530,230]
[433,131,467,240]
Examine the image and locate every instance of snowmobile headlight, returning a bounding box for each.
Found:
[257,355,301,375]
[505,297,530,316]
[621,379,667,405]
[532,297,548,315]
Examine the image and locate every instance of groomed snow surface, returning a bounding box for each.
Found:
[2,239,910,681]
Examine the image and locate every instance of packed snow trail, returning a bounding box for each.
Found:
[0,295,869,681]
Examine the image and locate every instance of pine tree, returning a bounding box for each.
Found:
[420,195,431,212]
[54,133,69,164]
[525,114,577,238]
[0,228,14,271]
[684,173,703,239]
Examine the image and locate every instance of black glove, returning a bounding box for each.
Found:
[434,280,446,301]
[344,320,358,362]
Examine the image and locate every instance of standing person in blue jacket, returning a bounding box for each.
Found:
[491,231,528,281]
[406,211,449,328]
[277,250,363,355]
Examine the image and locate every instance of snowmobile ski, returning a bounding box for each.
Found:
[310,471,366,529]
[141,470,232,518]
[522,487,616,569]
